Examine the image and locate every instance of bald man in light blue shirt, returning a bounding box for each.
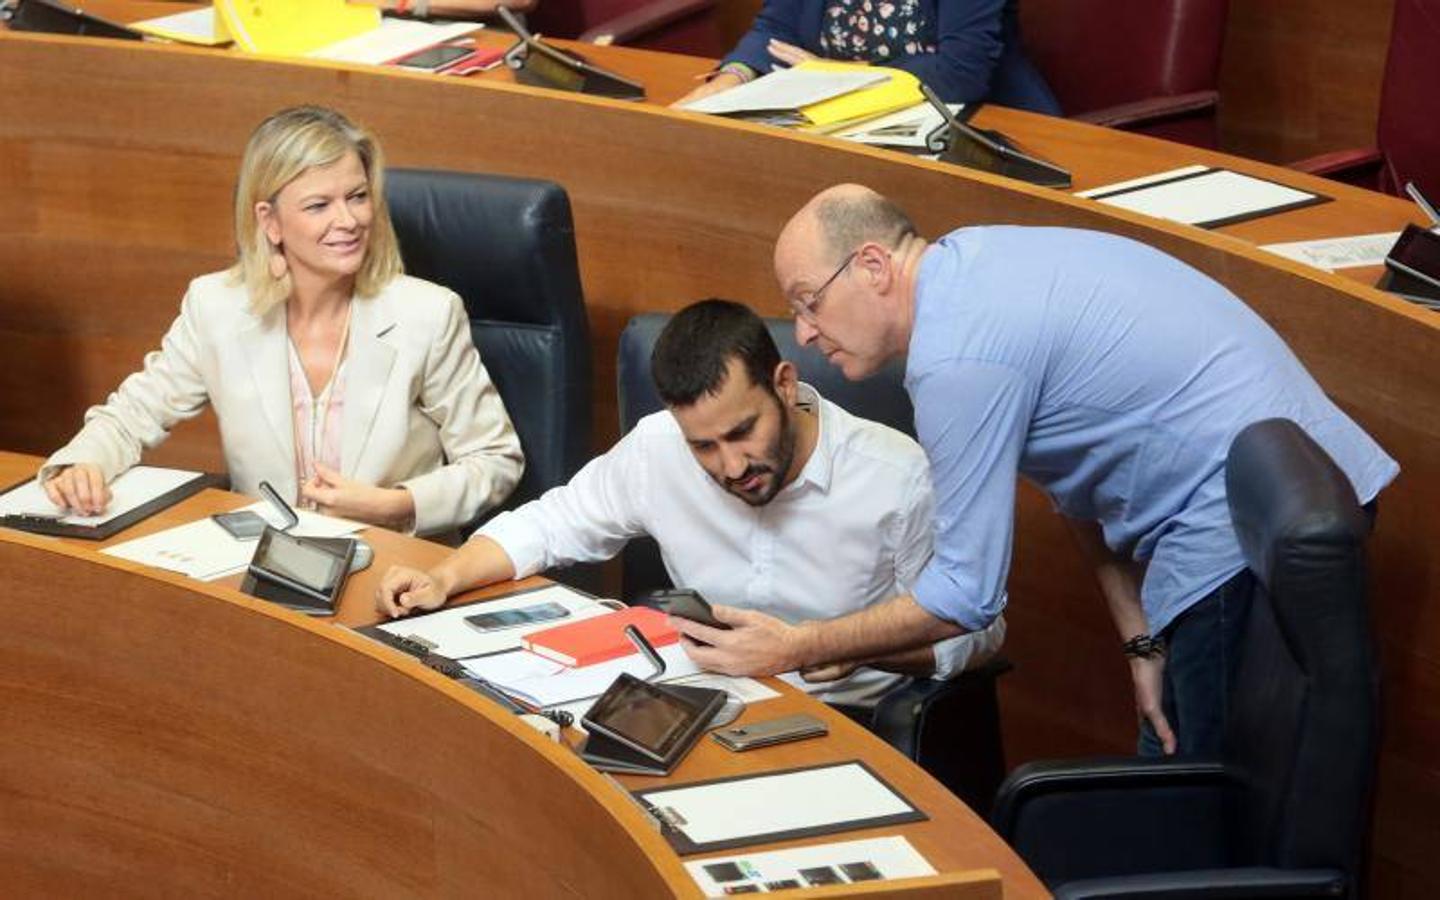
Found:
[691,183,1398,757]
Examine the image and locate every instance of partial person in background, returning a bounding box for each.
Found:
[40,106,524,536]
[377,300,1004,713]
[674,0,1058,113]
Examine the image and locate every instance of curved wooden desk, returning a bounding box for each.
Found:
[0,452,1038,897]
[1,20,1438,895]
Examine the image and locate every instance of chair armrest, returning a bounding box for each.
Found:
[578,0,718,45]
[1288,147,1383,179]
[1054,866,1348,899]
[869,657,1011,814]
[1072,91,1218,129]
[993,757,1236,885]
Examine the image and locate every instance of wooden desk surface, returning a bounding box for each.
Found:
[2,19,1439,897]
[0,451,1042,898]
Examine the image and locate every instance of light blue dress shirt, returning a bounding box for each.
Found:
[906,227,1398,633]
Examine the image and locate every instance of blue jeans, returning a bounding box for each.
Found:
[1137,569,1256,757]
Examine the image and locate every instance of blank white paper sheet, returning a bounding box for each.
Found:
[1079,165,1326,228]
[637,761,921,852]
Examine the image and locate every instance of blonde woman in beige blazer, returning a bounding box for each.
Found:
[40,106,524,536]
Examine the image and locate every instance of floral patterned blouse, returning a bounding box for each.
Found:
[818,0,937,63]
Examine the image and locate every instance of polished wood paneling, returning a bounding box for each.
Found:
[0,452,1027,898]
[1,28,1436,897]
[1219,0,1393,163]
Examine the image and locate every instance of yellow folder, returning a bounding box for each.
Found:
[796,60,923,132]
[217,0,381,56]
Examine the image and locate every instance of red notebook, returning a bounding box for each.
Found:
[522,606,679,667]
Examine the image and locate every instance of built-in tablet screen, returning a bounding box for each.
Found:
[585,675,704,759]
[255,529,344,592]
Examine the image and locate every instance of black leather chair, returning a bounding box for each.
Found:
[616,311,1011,815]
[992,419,1379,899]
[385,169,593,526]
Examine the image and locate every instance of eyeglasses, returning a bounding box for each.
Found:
[788,251,856,323]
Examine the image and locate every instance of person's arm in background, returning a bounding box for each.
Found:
[672,0,805,106]
[40,282,214,515]
[1067,518,1176,754]
[887,0,1007,103]
[377,423,652,617]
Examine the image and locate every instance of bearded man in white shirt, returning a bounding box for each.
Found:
[376,299,1003,708]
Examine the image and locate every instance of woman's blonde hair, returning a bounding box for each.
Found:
[229,106,403,316]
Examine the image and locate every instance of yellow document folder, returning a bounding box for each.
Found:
[218,0,381,56]
[797,60,923,133]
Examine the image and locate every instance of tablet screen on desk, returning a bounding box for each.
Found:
[254,529,345,592]
[584,674,704,761]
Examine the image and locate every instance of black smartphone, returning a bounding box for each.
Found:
[211,509,268,540]
[392,42,478,72]
[647,588,731,630]
[464,600,570,632]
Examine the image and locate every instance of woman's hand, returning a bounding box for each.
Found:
[672,71,744,108]
[767,39,817,67]
[300,462,415,530]
[42,463,111,516]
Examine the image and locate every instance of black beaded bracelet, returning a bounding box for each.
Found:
[1122,633,1166,659]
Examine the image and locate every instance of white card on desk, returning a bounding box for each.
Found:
[685,836,935,896]
[1261,231,1402,270]
[0,466,202,527]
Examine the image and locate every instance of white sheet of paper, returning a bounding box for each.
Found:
[832,102,962,150]
[1260,231,1402,270]
[131,7,225,44]
[464,642,701,708]
[680,67,886,115]
[1082,167,1319,227]
[0,466,201,526]
[376,584,611,659]
[101,502,363,580]
[641,761,914,847]
[307,18,481,65]
[1073,164,1209,198]
[685,836,935,896]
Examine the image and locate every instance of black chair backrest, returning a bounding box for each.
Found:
[614,311,914,596]
[385,169,592,519]
[1224,419,1377,876]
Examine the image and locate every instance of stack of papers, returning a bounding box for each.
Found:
[102,502,362,581]
[307,18,482,65]
[462,642,702,709]
[679,61,920,131]
[373,584,613,659]
[831,102,963,152]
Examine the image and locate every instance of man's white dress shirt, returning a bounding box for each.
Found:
[479,384,1004,706]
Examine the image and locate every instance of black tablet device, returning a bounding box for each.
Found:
[495,5,644,100]
[581,674,726,773]
[241,526,355,615]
